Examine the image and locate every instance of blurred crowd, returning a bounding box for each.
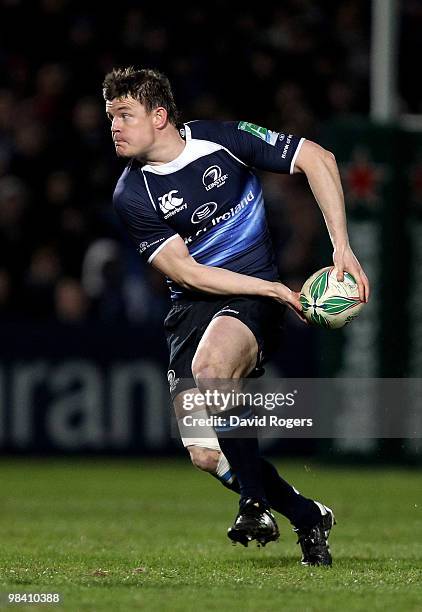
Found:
[0,0,418,325]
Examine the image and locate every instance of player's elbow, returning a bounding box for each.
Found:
[154,250,201,290]
[312,145,338,174]
[295,140,336,173]
[323,148,336,166]
[172,273,192,291]
[170,261,202,291]
[312,142,336,166]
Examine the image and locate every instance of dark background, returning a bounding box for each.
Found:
[0,0,421,456]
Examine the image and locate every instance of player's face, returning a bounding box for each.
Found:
[106,96,155,158]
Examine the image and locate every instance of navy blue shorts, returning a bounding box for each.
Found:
[164,295,286,399]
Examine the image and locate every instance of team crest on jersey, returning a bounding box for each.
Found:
[167,369,180,393]
[158,190,188,219]
[238,121,279,146]
[202,165,228,191]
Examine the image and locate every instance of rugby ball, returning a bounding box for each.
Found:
[300,266,364,329]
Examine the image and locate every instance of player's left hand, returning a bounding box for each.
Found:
[271,282,309,324]
[333,244,370,303]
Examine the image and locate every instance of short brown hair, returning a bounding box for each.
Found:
[102,66,179,125]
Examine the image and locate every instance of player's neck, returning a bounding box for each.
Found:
[138,125,186,166]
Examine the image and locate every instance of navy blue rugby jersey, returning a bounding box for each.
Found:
[113,120,305,300]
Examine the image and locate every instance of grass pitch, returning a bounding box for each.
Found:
[1,458,421,611]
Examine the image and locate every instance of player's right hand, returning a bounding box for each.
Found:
[271,282,308,324]
[332,244,370,303]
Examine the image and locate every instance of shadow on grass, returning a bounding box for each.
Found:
[236,555,298,569]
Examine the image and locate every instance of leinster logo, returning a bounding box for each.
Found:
[191,202,218,224]
[202,165,228,191]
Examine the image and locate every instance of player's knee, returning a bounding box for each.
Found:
[192,349,256,385]
[188,446,220,473]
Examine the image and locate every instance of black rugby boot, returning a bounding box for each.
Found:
[227,497,280,547]
[294,504,335,566]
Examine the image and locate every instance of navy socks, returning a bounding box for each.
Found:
[213,405,267,503]
[216,456,321,528]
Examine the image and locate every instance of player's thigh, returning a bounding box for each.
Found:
[192,315,258,379]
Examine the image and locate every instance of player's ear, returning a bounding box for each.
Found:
[152,107,168,129]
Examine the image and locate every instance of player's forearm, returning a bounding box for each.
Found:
[305,152,350,249]
[177,261,277,298]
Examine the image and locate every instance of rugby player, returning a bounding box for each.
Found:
[103,67,369,565]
